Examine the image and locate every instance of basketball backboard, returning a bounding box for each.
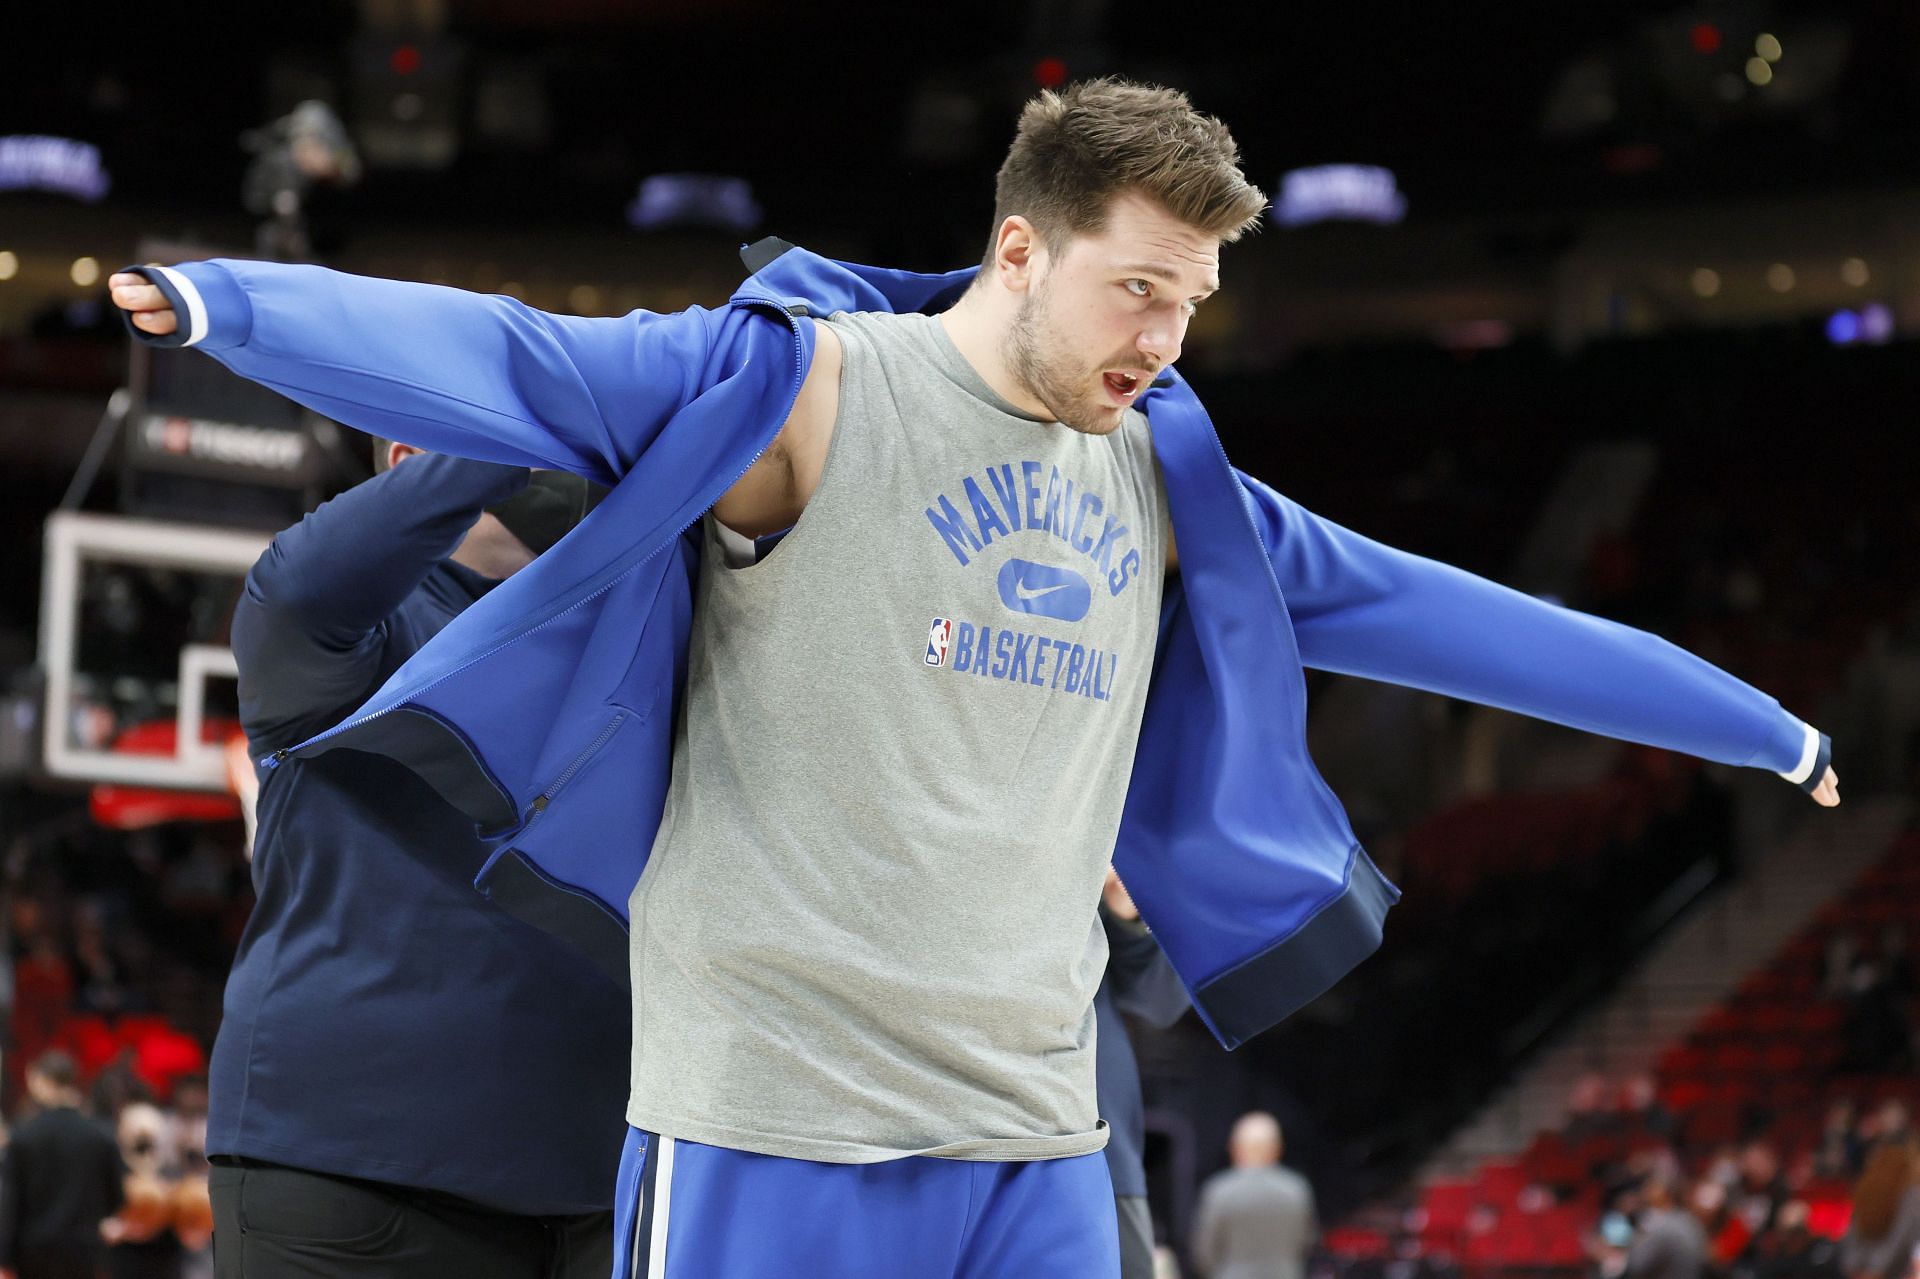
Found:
[39,511,269,791]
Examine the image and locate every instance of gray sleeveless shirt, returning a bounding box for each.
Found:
[626,309,1170,1162]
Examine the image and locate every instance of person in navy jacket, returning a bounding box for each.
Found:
[203,445,627,1277]
[1097,870,1190,1279]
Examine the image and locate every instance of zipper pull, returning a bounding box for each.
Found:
[531,794,549,813]
[261,749,290,770]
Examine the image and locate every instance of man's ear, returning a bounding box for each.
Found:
[994,216,1044,294]
[387,442,424,470]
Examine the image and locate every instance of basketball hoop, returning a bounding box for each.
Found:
[87,718,245,830]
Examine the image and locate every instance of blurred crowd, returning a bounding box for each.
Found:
[1574,1072,1917,1279]
[0,1047,212,1279]
[0,801,240,1279]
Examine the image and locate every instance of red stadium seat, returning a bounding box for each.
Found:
[1323,1227,1392,1259]
[1475,1162,1527,1209]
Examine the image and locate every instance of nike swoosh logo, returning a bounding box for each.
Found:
[995,558,1092,623]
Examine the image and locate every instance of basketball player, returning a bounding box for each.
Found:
[110,78,1838,1278]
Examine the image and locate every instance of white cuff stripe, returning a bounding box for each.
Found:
[1778,722,1821,785]
[151,266,209,347]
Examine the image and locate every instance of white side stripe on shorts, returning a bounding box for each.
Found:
[630,1134,676,1278]
[647,1136,676,1275]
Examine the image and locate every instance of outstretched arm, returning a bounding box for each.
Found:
[1239,470,1838,804]
[109,262,724,485]
[109,263,841,537]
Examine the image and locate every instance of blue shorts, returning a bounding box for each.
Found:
[611,1127,1120,1279]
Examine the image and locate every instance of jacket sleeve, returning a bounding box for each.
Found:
[117,260,727,486]
[1102,912,1190,1029]
[232,454,528,755]
[1237,470,1830,788]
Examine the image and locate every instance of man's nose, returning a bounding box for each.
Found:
[1138,318,1182,369]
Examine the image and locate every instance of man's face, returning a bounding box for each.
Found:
[1003,192,1221,436]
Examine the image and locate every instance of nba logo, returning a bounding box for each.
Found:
[924,617,953,667]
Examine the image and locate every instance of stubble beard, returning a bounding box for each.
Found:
[1003,287,1125,437]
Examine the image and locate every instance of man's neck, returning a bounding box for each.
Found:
[938,290,1051,421]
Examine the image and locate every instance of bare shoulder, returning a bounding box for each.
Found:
[711,319,842,538]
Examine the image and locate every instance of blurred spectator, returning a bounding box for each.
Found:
[1731,1143,1791,1247]
[1567,1073,1619,1144]
[1817,1102,1864,1181]
[1738,1200,1840,1279]
[168,1077,207,1177]
[1839,952,1915,1074]
[1624,1176,1709,1279]
[102,1101,183,1279]
[0,1050,125,1279]
[88,1057,150,1125]
[1621,1074,1675,1140]
[1827,935,1862,1000]
[1601,1144,1689,1229]
[1839,1138,1920,1279]
[1192,1112,1317,1279]
[10,936,73,1083]
[1855,1103,1914,1166]
[70,902,127,1018]
[1694,1177,1760,1272]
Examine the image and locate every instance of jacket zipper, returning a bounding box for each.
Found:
[263,296,807,772]
[524,709,627,818]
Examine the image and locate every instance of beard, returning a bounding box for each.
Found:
[1003,283,1128,437]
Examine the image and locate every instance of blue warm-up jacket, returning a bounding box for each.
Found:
[124,240,1830,1052]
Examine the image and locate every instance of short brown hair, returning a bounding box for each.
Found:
[29,1049,78,1091]
[987,78,1267,265]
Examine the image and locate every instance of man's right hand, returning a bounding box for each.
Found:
[1811,766,1840,808]
[108,273,178,336]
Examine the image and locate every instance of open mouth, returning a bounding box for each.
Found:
[1102,371,1143,403]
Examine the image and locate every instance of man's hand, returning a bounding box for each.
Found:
[108,273,178,336]
[1811,766,1840,808]
[1103,867,1140,921]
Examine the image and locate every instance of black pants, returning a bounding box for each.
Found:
[13,1245,105,1279]
[209,1159,612,1279]
[1115,1195,1154,1279]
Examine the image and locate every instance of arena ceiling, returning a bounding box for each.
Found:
[7,1,1917,253]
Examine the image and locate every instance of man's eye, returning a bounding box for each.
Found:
[1125,279,1150,297]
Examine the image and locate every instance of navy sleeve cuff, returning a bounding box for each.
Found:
[115,262,252,350]
[1792,732,1833,795]
[115,265,197,348]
